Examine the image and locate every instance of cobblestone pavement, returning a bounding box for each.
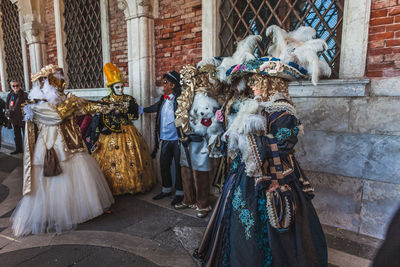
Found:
[0,147,381,267]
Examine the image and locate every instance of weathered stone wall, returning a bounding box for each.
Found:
[290,80,400,239]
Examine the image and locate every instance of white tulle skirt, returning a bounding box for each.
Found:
[11,152,114,237]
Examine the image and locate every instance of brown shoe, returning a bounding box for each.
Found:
[196,209,210,218]
[174,202,196,210]
[174,202,189,210]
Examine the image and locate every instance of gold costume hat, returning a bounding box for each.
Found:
[104,63,125,87]
[31,64,58,82]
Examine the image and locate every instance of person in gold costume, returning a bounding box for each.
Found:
[89,63,154,195]
[11,65,114,237]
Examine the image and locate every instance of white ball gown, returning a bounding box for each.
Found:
[11,100,114,237]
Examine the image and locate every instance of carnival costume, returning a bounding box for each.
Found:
[11,65,114,237]
[143,71,184,205]
[174,64,226,217]
[90,63,154,195]
[195,26,329,266]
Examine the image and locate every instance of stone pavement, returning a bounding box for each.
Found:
[0,147,383,267]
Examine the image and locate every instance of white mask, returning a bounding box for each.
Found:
[113,83,124,95]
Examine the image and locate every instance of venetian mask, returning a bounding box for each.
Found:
[113,83,124,95]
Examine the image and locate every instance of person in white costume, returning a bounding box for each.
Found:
[11,65,114,237]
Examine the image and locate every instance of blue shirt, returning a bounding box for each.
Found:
[160,94,178,141]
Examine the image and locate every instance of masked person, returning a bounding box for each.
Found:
[195,70,328,266]
[11,65,114,237]
[88,63,154,195]
[142,71,184,206]
[174,64,223,218]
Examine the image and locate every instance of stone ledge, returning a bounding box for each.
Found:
[65,88,110,100]
[289,78,370,97]
[371,77,400,96]
[2,79,371,100]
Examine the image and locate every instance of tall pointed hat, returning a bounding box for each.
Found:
[104,63,125,87]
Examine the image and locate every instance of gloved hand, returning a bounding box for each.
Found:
[138,106,144,115]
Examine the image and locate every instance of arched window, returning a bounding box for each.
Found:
[0,0,25,89]
[219,0,344,78]
[63,0,103,89]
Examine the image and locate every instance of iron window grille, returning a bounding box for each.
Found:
[219,0,344,78]
[64,0,104,89]
[0,0,25,90]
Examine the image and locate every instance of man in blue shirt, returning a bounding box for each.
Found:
[143,71,183,205]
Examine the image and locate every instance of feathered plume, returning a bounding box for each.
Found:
[217,35,262,83]
[197,57,222,69]
[266,25,331,85]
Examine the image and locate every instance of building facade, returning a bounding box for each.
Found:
[0,0,399,239]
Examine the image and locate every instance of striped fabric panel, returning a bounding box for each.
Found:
[266,135,284,180]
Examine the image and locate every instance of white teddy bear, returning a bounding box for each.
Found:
[189,93,224,156]
[189,93,224,138]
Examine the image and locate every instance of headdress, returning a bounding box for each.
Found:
[265,25,331,85]
[175,64,221,134]
[216,35,262,83]
[104,63,125,87]
[31,64,58,82]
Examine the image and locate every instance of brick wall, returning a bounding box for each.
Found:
[367,0,400,77]
[44,0,57,66]
[109,0,128,82]
[154,0,202,86]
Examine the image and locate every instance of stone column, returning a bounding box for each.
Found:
[20,19,46,75]
[0,10,7,91]
[202,0,220,60]
[53,0,65,68]
[18,0,47,75]
[18,12,30,91]
[118,0,156,143]
[339,0,372,78]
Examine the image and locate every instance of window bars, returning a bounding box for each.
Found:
[219,0,344,78]
[64,0,103,89]
[0,0,25,90]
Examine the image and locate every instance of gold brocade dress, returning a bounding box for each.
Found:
[91,94,154,195]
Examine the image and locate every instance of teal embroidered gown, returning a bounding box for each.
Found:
[195,110,328,267]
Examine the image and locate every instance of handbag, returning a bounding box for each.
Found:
[40,129,62,177]
[265,184,295,230]
[43,147,62,177]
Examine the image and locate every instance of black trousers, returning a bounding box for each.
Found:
[160,140,182,191]
[13,124,24,151]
